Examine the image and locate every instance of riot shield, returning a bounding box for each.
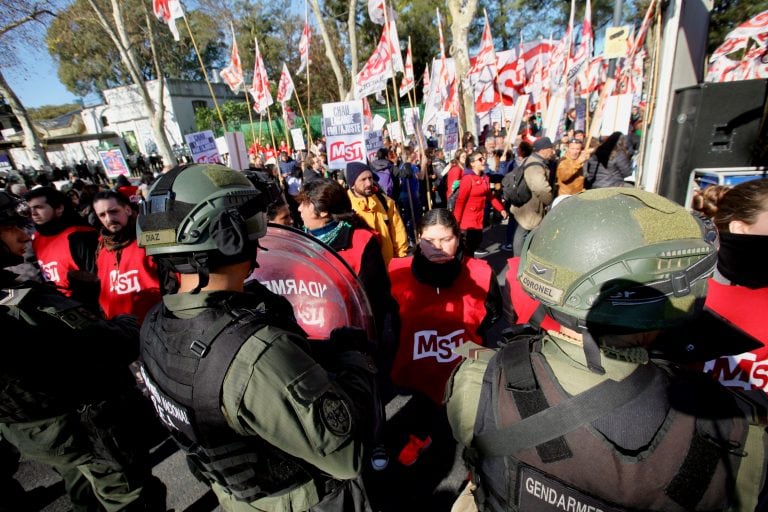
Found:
[246,224,376,340]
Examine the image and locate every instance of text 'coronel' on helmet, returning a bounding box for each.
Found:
[518,188,717,332]
[136,164,279,259]
[0,191,30,227]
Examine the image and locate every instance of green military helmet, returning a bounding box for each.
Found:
[137,164,274,258]
[518,188,717,332]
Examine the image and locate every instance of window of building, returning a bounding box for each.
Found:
[192,100,208,112]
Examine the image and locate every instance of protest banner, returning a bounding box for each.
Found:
[98,149,130,179]
[322,100,366,170]
[185,130,221,164]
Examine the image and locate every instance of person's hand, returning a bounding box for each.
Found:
[500,210,508,219]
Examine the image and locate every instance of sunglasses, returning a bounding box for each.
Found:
[472,157,486,163]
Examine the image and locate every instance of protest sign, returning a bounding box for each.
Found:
[185,130,221,164]
[365,130,384,162]
[291,128,306,151]
[443,117,459,152]
[322,100,366,170]
[98,149,130,179]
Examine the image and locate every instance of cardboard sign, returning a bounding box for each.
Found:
[403,107,421,136]
[604,26,630,59]
[291,128,306,151]
[387,122,403,142]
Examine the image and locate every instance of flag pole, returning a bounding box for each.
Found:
[483,9,508,133]
[244,89,257,151]
[181,16,226,129]
[304,2,311,140]
[384,88,393,124]
[281,104,292,153]
[258,111,263,145]
[266,106,279,158]
[292,95,314,151]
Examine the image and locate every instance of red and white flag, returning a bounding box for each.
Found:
[220,28,244,93]
[354,23,396,98]
[627,0,657,62]
[422,63,430,98]
[472,15,498,75]
[152,0,184,42]
[368,0,385,25]
[388,17,404,74]
[436,8,454,113]
[249,38,273,113]
[297,19,311,74]
[276,63,295,104]
[570,0,592,83]
[400,38,415,97]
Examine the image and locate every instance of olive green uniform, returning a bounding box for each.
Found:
[447,335,768,511]
[161,291,376,512]
[0,281,160,511]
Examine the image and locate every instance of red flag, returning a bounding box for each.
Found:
[249,38,273,112]
[471,16,497,75]
[400,39,415,97]
[220,29,244,93]
[276,63,295,104]
[436,8,453,113]
[297,20,311,74]
[152,0,183,42]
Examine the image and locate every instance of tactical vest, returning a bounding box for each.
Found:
[467,336,749,512]
[140,291,328,503]
[0,283,130,422]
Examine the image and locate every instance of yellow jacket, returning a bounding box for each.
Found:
[347,190,409,266]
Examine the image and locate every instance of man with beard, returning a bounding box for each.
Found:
[25,187,97,296]
[346,162,409,266]
[92,190,170,324]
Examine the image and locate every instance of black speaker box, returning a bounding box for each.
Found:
[658,79,768,205]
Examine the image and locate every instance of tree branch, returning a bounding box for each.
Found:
[0,8,55,38]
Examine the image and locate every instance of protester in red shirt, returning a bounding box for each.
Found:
[388,208,501,465]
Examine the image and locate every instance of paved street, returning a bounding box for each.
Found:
[13,220,513,512]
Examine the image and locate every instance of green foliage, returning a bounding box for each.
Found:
[46,0,226,96]
[27,103,82,121]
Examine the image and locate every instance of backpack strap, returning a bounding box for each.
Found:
[373,191,391,224]
[473,361,656,458]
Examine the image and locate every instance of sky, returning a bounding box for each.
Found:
[4,34,84,109]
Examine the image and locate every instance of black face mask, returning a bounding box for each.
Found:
[716,232,768,289]
[411,246,464,289]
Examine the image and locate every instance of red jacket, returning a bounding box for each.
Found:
[702,279,768,397]
[96,239,162,323]
[32,225,95,296]
[452,172,505,230]
[389,256,492,404]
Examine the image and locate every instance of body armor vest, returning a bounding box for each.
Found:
[140,291,324,503]
[0,283,130,422]
[468,336,749,512]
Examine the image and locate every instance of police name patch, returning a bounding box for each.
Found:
[518,467,624,512]
[320,393,351,436]
[521,273,564,304]
[140,229,176,247]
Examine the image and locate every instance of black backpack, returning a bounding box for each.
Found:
[502,160,534,207]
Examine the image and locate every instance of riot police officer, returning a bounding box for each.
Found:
[136,164,378,511]
[0,191,165,511]
[447,188,768,511]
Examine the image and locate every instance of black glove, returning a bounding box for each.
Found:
[328,327,374,355]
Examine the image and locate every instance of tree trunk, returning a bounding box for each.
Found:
[309,0,348,100]
[448,0,479,138]
[0,69,49,169]
[86,0,175,171]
